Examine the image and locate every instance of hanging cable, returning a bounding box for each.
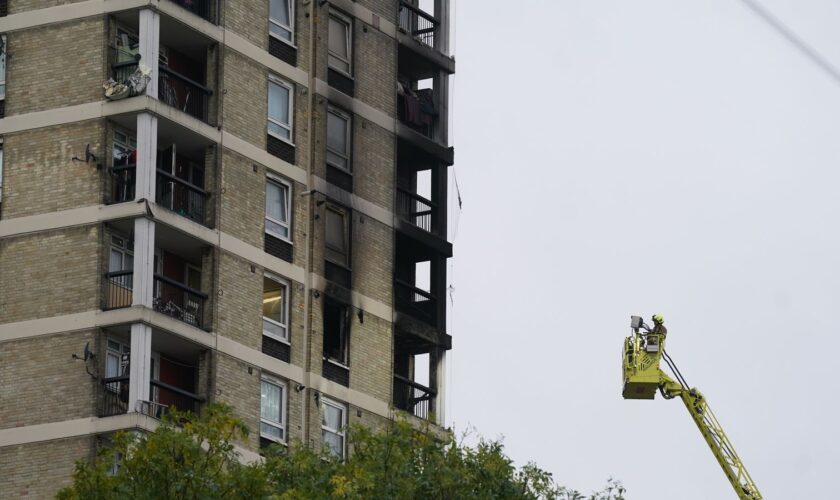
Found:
[737,0,840,86]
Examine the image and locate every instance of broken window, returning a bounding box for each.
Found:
[323,298,349,365]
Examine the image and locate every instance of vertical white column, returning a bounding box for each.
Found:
[433,349,447,426]
[138,9,160,99]
[131,7,159,412]
[128,323,153,411]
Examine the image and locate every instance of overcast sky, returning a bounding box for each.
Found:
[447,1,840,498]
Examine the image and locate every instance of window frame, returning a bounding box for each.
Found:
[324,204,350,268]
[265,176,292,242]
[326,106,352,172]
[109,234,134,273]
[320,397,346,459]
[269,0,295,45]
[0,35,7,101]
[260,376,287,444]
[262,273,291,344]
[267,75,295,144]
[327,12,353,76]
[323,298,350,366]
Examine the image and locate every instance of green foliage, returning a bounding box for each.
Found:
[57,403,625,500]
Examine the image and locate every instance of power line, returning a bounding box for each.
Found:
[737,0,840,85]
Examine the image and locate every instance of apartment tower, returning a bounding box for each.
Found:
[0,0,454,495]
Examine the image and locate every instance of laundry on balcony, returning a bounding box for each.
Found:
[103,64,151,100]
[398,81,436,134]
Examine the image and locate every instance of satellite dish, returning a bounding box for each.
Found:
[83,342,92,361]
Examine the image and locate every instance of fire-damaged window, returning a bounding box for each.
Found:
[323,298,349,366]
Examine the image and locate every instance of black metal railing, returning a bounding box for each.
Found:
[156,169,207,224]
[153,274,208,328]
[398,1,439,49]
[140,379,203,418]
[112,59,139,86]
[393,374,436,420]
[159,65,212,122]
[112,163,136,203]
[398,89,436,138]
[169,0,216,24]
[397,187,435,234]
[104,270,134,310]
[394,279,437,326]
[100,376,130,417]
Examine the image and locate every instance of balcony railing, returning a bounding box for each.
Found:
[396,187,436,234]
[109,60,212,123]
[109,163,209,225]
[169,0,216,24]
[99,376,130,417]
[104,270,134,310]
[398,1,439,49]
[394,279,437,326]
[159,65,212,122]
[156,169,207,224]
[398,89,436,138]
[99,376,203,418]
[112,162,136,203]
[393,374,436,420]
[153,274,208,328]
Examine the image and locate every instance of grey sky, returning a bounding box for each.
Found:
[448,1,840,498]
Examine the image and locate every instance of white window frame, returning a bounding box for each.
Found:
[326,106,352,172]
[262,273,290,344]
[324,205,350,268]
[321,398,346,459]
[269,0,295,45]
[260,376,287,443]
[109,234,134,273]
[328,12,353,76]
[268,75,294,144]
[265,176,292,242]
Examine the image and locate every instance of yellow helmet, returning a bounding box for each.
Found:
[652,314,664,324]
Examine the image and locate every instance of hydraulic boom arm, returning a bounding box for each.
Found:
[659,372,762,500]
[622,315,762,500]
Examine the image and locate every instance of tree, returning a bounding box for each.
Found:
[57,403,625,500]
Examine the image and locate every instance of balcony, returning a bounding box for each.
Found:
[397,85,437,139]
[396,187,437,235]
[99,376,203,418]
[398,1,439,50]
[395,279,437,328]
[110,164,209,225]
[103,270,134,310]
[111,58,212,123]
[169,0,217,24]
[393,374,435,420]
[110,17,216,124]
[153,274,207,328]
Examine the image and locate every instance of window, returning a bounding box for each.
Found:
[326,107,351,171]
[321,398,346,459]
[269,0,293,43]
[105,338,131,379]
[323,298,349,365]
[265,179,291,240]
[328,13,352,75]
[263,274,289,342]
[268,76,293,142]
[110,235,134,274]
[261,377,286,442]
[325,206,349,267]
[0,35,6,100]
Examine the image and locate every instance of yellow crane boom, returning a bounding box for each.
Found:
[622,316,762,500]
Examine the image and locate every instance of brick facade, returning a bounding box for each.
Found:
[0,0,454,490]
